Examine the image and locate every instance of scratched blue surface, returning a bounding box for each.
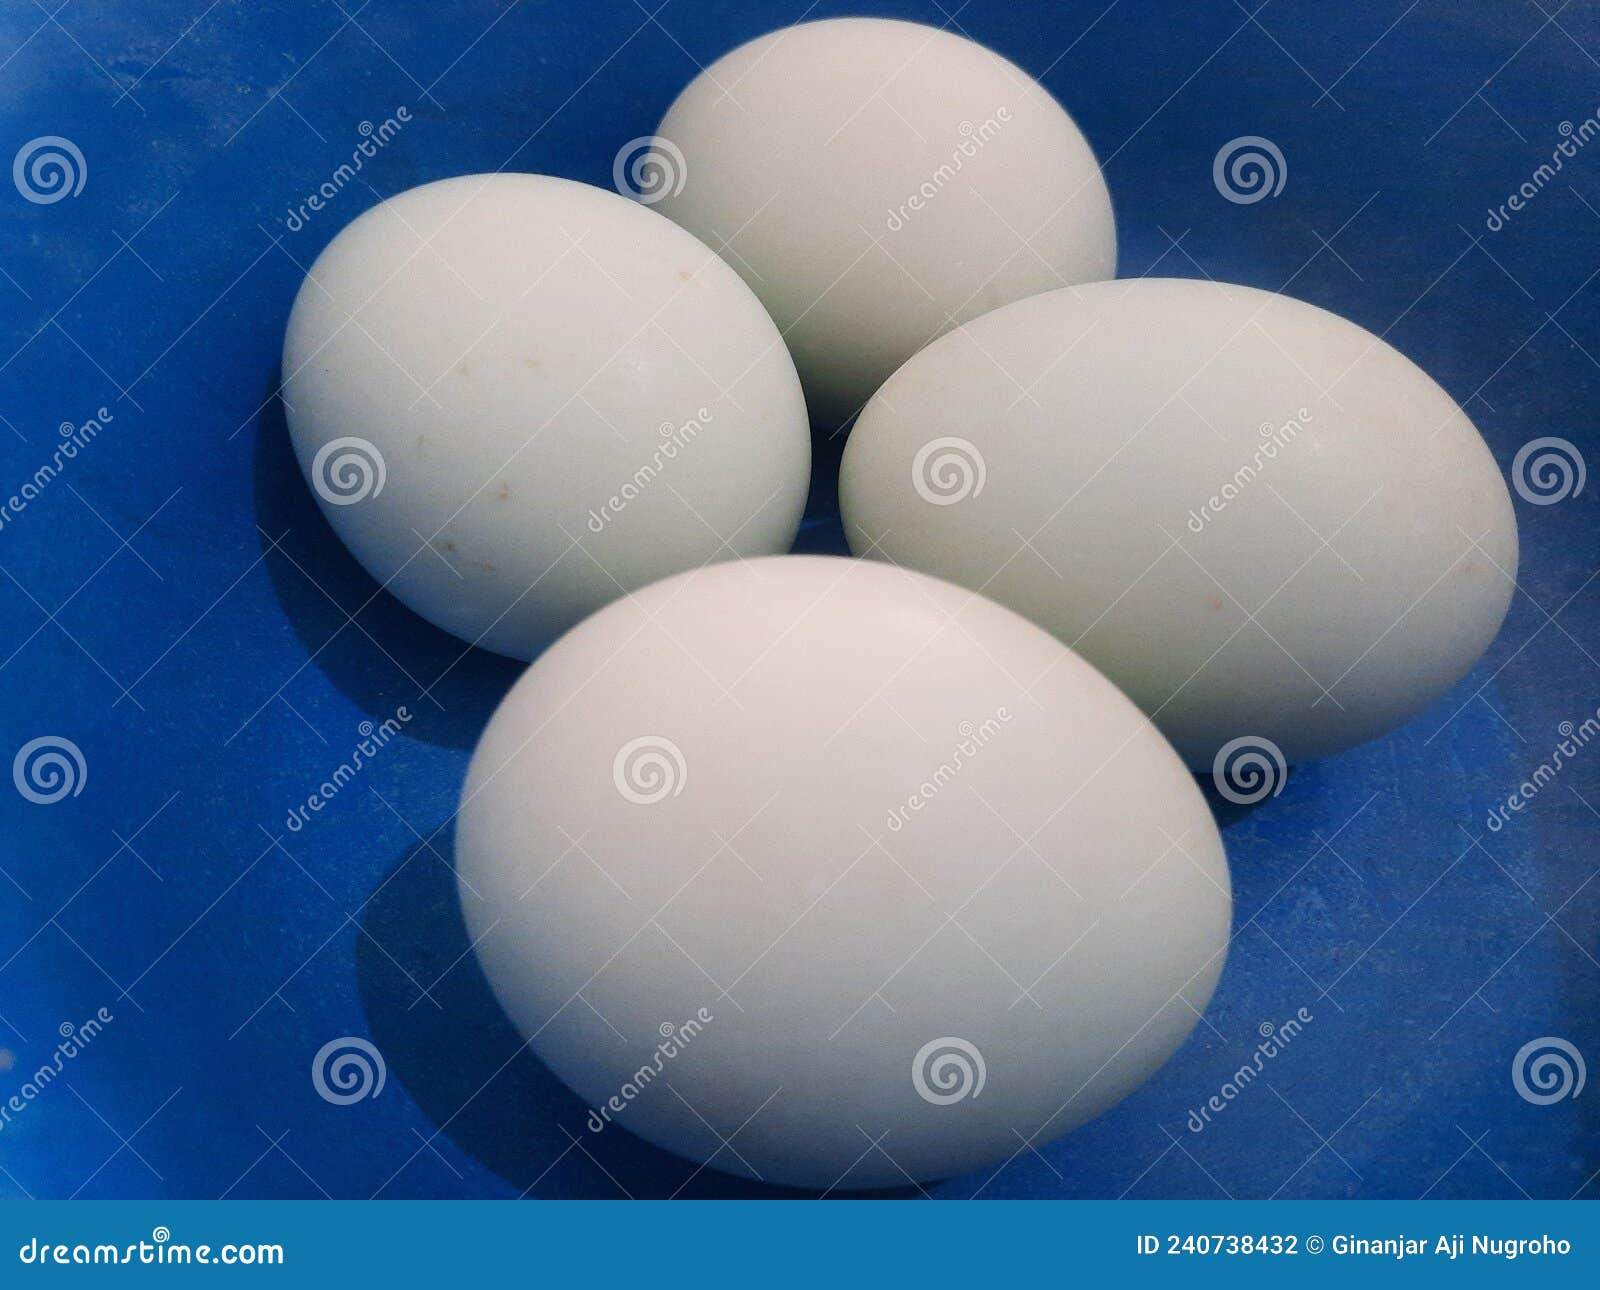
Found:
[0,0,1595,1200]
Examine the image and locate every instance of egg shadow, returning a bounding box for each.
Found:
[355,830,916,1199]
[794,414,853,556]
[1195,768,1294,830]
[251,377,522,751]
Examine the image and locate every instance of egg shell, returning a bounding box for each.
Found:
[840,278,1519,768]
[456,556,1230,1189]
[283,174,810,660]
[650,17,1116,433]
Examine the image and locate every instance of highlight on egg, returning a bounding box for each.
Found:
[646,17,1117,434]
[283,173,811,661]
[456,556,1231,1189]
[839,278,1519,769]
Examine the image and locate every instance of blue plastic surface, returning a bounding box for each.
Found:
[0,0,1595,1200]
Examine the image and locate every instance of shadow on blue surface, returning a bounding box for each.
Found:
[355,832,919,1199]
[0,0,1595,1201]
[251,384,522,752]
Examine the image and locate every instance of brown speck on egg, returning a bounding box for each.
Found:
[497,483,510,502]
[677,269,693,281]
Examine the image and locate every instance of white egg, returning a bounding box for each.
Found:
[647,18,1116,433]
[840,279,1519,769]
[283,174,810,660]
[457,556,1230,1189]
